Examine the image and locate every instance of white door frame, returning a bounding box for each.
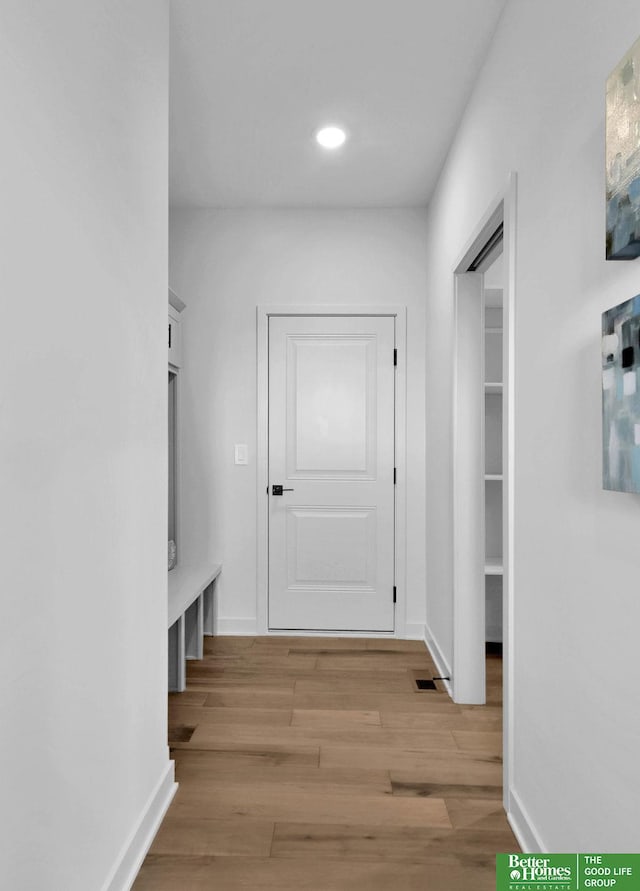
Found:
[256,305,407,638]
[452,270,486,703]
[452,173,516,812]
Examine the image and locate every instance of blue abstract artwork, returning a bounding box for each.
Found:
[606,37,640,259]
[602,295,640,492]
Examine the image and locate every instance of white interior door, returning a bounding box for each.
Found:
[268,315,396,632]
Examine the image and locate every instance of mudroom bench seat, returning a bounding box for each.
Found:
[167,562,221,692]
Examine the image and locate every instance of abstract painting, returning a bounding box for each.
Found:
[606,37,640,259]
[602,295,640,492]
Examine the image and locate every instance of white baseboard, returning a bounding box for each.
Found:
[101,759,177,891]
[507,788,545,854]
[404,622,426,640]
[215,617,258,635]
[423,622,453,698]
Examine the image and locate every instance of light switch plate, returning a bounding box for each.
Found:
[234,443,248,465]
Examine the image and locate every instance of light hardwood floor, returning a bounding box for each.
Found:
[133,636,518,890]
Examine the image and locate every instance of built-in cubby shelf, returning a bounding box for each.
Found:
[167,287,224,692]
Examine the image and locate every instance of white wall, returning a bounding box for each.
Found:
[169,208,428,635]
[424,0,640,852]
[0,4,171,889]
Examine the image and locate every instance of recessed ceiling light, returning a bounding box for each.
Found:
[315,126,347,149]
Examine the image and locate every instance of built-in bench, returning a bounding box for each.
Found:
[167,562,222,692]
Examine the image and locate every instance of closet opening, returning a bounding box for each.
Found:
[482,249,504,653]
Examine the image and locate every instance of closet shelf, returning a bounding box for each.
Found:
[484,557,504,576]
[485,473,503,481]
[484,382,503,393]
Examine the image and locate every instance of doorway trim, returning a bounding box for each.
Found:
[452,173,516,813]
[256,304,407,638]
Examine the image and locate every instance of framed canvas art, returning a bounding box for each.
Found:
[602,295,640,491]
[606,37,640,259]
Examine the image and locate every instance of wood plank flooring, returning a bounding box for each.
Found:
[133,636,518,891]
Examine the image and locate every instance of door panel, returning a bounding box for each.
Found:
[287,507,376,587]
[288,336,375,477]
[268,315,395,632]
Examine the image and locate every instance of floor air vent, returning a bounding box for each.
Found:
[415,678,437,691]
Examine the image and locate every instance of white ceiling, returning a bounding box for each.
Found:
[169,0,507,208]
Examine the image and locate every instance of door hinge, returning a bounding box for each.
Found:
[393,467,397,485]
[393,348,397,366]
[393,585,397,604]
